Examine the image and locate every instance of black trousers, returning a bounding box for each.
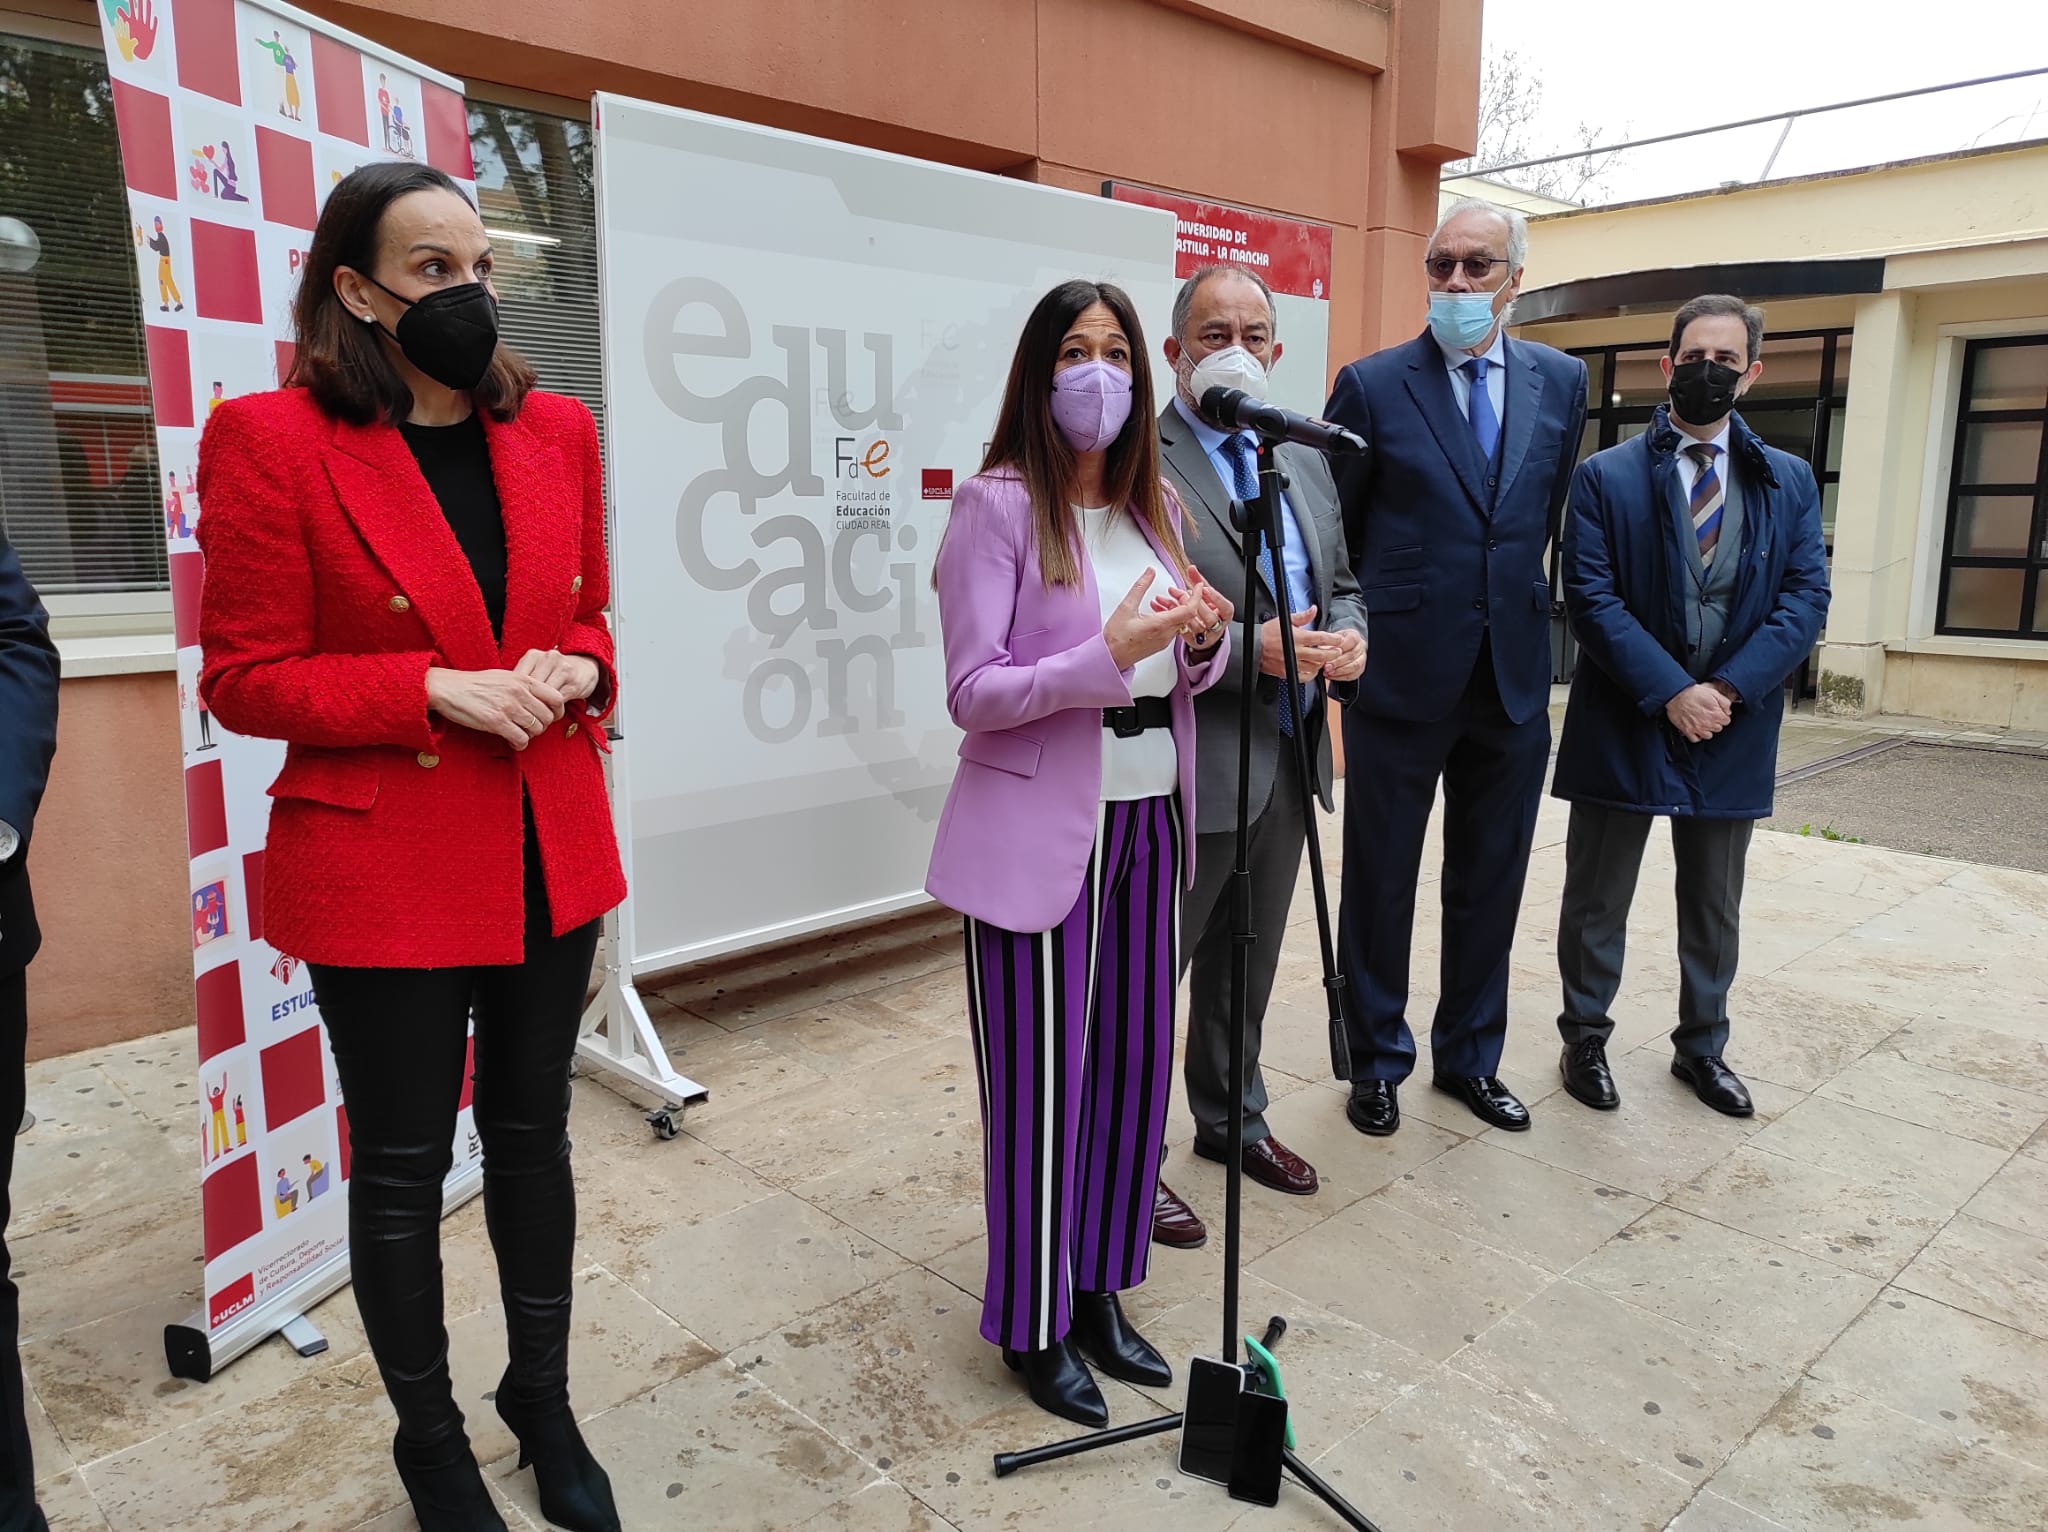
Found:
[0,968,48,1532]
[307,820,599,1439]
[1337,637,1551,1082]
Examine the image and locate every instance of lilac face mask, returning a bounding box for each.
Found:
[1050,360,1134,452]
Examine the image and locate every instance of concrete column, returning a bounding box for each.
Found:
[1817,289,1916,715]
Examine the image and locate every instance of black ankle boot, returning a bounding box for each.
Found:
[495,1373,621,1532]
[1069,1290,1173,1389]
[391,1429,507,1532]
[1001,1337,1109,1427]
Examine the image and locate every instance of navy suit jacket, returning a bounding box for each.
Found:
[0,526,59,974]
[1324,330,1588,725]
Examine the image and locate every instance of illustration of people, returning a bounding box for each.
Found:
[388,102,412,157]
[254,30,302,119]
[136,217,182,312]
[303,1154,330,1200]
[164,470,192,540]
[274,1168,299,1216]
[231,1093,245,1145]
[206,1075,230,1161]
[376,73,392,150]
[207,382,225,415]
[194,684,214,750]
[192,882,227,945]
[213,140,248,202]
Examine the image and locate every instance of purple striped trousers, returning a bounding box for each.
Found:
[963,794,1182,1351]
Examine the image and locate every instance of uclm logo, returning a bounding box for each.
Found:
[209,1272,255,1327]
[922,468,953,501]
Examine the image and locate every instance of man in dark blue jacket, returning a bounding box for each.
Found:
[1323,199,1588,1137]
[1553,295,1830,1117]
[0,524,57,1532]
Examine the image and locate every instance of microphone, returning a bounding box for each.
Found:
[1200,387,1367,455]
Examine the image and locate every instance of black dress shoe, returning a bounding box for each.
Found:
[1672,1055,1753,1117]
[391,1432,509,1532]
[1002,1338,1109,1427]
[495,1379,621,1532]
[1560,1039,1620,1110]
[1070,1290,1173,1389]
[1432,1074,1531,1131]
[1346,1080,1400,1136]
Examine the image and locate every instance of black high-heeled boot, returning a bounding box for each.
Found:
[383,1347,506,1532]
[1001,1337,1110,1427]
[391,1428,508,1532]
[495,1369,621,1532]
[1070,1290,1173,1388]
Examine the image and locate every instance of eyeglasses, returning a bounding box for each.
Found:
[1425,256,1510,282]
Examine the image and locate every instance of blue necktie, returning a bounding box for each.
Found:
[1225,432,1309,737]
[1462,356,1500,462]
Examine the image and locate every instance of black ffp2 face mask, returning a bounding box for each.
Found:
[1667,358,1744,428]
[365,276,500,392]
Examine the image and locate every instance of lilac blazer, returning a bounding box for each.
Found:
[925,468,1229,934]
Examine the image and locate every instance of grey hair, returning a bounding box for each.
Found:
[1170,264,1279,347]
[1430,197,1529,272]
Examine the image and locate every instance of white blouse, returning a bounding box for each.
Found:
[1077,505,1179,802]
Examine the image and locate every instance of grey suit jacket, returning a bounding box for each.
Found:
[1158,400,1369,835]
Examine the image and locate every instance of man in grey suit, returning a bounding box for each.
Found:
[1150,266,1368,1247]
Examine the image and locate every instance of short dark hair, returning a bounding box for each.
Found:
[1670,294,1764,366]
[1171,265,1278,346]
[285,161,534,426]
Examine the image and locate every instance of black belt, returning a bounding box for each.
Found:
[1103,696,1172,738]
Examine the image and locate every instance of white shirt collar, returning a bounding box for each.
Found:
[1436,325,1508,375]
[1672,417,1734,457]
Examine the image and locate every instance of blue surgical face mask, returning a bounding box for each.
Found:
[1427,290,1502,351]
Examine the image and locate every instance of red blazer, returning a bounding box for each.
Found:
[195,387,627,969]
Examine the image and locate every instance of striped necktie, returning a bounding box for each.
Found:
[1687,443,1725,567]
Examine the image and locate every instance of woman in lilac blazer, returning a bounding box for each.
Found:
[927,280,1232,1427]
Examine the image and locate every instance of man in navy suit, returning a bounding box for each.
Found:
[0,525,57,1532]
[1322,198,1587,1136]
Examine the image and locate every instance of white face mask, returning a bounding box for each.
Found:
[1184,343,1271,405]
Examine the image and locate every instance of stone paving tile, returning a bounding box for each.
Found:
[1809,1288,2048,1474]
[1308,1364,1698,1532]
[1961,1150,2048,1241]
[486,1362,875,1531]
[1248,1195,1555,1361]
[622,1191,910,1354]
[789,1113,985,1267]
[1745,1094,2012,1210]
[1447,1278,1800,1488]
[1879,1017,2048,1098]
[34,1471,112,1532]
[1705,1379,2048,1532]
[787,1478,959,1532]
[1376,1136,1653,1274]
[1668,1144,1949,1281]
[1815,1050,2048,1151]
[1894,1214,2048,1342]
[1569,1206,1883,1368]
[1665,1488,1798,1530]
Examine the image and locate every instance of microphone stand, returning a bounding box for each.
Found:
[990,434,1378,1531]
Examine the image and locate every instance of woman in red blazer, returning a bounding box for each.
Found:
[197,163,623,1532]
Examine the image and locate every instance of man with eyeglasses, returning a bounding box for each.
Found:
[1145,265,1369,1248]
[1321,198,1588,1138]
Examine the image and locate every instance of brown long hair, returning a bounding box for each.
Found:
[285,161,535,426]
[979,280,1185,587]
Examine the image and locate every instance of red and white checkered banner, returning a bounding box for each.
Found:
[92,0,482,1380]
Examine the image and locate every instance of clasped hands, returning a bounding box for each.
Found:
[1666,680,1738,744]
[1102,566,1233,669]
[426,649,601,750]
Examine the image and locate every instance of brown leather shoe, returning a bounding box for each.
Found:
[1193,1135,1320,1196]
[1151,1181,1207,1249]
